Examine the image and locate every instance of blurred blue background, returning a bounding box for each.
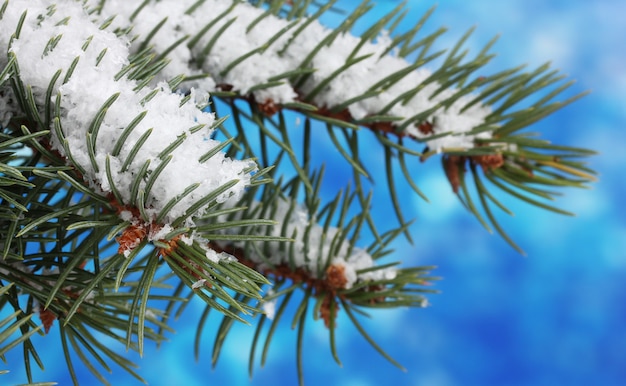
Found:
[4,0,625,385]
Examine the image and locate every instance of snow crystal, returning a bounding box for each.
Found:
[148,224,173,241]
[220,253,238,263]
[119,210,134,222]
[179,235,194,246]
[205,248,222,263]
[192,279,207,289]
[262,298,276,320]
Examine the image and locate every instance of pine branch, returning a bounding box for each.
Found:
[0,0,596,385]
[0,0,278,382]
[88,0,596,250]
[193,154,436,376]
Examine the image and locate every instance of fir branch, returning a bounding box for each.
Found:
[193,166,435,383]
[0,0,597,384]
[90,0,596,251]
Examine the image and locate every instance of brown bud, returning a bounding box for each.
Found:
[416,121,434,135]
[326,264,348,290]
[472,153,504,172]
[443,155,465,194]
[257,99,280,116]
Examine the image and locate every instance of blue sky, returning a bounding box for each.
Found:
[4,0,625,385]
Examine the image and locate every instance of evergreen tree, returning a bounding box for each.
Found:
[0,0,596,384]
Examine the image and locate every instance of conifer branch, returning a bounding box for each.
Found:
[0,0,596,384]
[88,0,596,250]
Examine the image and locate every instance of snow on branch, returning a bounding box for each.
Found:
[217,198,397,290]
[1,0,256,226]
[94,0,493,151]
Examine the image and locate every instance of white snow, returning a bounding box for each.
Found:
[91,0,494,152]
[1,0,256,230]
[262,298,276,320]
[192,279,207,289]
[219,198,397,289]
[1,0,479,279]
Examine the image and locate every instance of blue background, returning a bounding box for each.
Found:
[4,0,625,385]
